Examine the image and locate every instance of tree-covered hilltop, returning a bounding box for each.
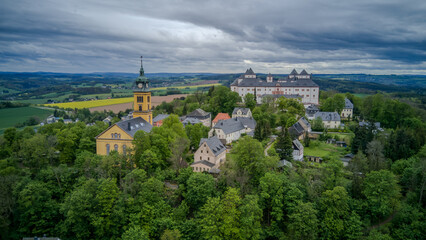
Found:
[1,87,425,239]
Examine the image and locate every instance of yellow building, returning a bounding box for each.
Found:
[132,56,153,124]
[95,57,153,155]
[95,117,152,155]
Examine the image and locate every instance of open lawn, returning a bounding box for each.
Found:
[304,140,349,159]
[0,107,53,133]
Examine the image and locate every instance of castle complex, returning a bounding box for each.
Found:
[230,68,319,105]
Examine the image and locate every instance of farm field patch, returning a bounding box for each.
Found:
[0,107,53,133]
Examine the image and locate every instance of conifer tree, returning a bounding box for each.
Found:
[275,128,293,161]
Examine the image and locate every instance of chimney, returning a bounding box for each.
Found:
[128,122,131,131]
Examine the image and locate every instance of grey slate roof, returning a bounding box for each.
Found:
[115,117,153,137]
[232,107,250,116]
[187,108,210,118]
[153,114,169,122]
[261,94,302,99]
[314,112,341,121]
[182,117,201,125]
[235,117,256,130]
[213,118,245,134]
[290,69,298,75]
[238,79,318,87]
[293,139,303,151]
[245,68,255,75]
[344,98,354,109]
[306,104,319,112]
[199,136,226,157]
[191,160,215,168]
[289,122,305,137]
[300,69,309,75]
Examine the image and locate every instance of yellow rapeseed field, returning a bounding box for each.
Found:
[45,97,133,109]
[44,83,221,109]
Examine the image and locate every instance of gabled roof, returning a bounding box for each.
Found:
[267,73,273,77]
[199,136,226,157]
[344,98,354,109]
[299,117,310,128]
[245,68,255,75]
[213,113,231,123]
[115,117,152,137]
[153,114,169,122]
[293,139,303,150]
[232,107,250,116]
[182,117,201,125]
[300,69,309,75]
[235,117,256,129]
[306,104,319,111]
[213,118,245,134]
[314,112,341,121]
[289,122,305,137]
[290,69,298,75]
[187,108,210,118]
[96,117,152,139]
[190,160,215,168]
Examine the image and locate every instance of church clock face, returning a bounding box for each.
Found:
[138,83,143,88]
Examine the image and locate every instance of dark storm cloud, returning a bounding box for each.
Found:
[0,0,425,73]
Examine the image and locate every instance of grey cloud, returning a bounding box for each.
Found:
[0,0,425,73]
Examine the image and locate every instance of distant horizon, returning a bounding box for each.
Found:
[1,1,425,75]
[1,71,425,76]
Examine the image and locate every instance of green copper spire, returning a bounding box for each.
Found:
[134,56,149,92]
[139,56,145,76]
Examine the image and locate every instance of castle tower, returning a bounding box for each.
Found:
[132,56,153,124]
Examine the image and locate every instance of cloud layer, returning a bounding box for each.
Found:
[1,0,425,74]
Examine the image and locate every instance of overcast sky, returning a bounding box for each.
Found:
[1,0,425,74]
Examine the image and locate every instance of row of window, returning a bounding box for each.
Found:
[138,105,150,111]
[106,144,127,155]
[137,96,150,103]
[242,88,316,92]
[192,167,210,172]
[111,133,121,139]
[200,156,210,161]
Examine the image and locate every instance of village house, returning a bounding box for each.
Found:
[292,139,304,161]
[232,107,252,118]
[103,116,113,124]
[182,117,201,126]
[212,113,231,127]
[185,108,211,127]
[314,112,341,129]
[209,118,246,144]
[289,117,311,140]
[305,104,320,120]
[341,98,353,119]
[231,68,319,105]
[153,114,169,127]
[191,136,226,173]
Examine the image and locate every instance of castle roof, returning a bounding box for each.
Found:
[245,68,255,75]
[187,108,210,118]
[290,69,298,75]
[300,69,309,75]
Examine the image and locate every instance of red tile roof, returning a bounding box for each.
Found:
[212,113,231,123]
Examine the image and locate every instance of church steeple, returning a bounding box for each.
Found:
[139,56,145,76]
[135,56,149,92]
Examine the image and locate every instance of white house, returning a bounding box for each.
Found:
[314,112,341,129]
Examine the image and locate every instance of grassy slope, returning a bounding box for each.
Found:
[304,140,349,159]
[0,107,53,133]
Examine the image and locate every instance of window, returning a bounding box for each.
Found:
[114,133,118,139]
[200,156,202,160]
[137,96,143,102]
[201,150,203,153]
[302,89,304,91]
[208,157,210,161]
[139,105,142,111]
[123,145,126,154]
[307,95,309,97]
[114,144,118,151]
[207,150,209,153]
[118,134,121,139]
[111,133,114,138]
[147,96,150,102]
[106,144,110,155]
